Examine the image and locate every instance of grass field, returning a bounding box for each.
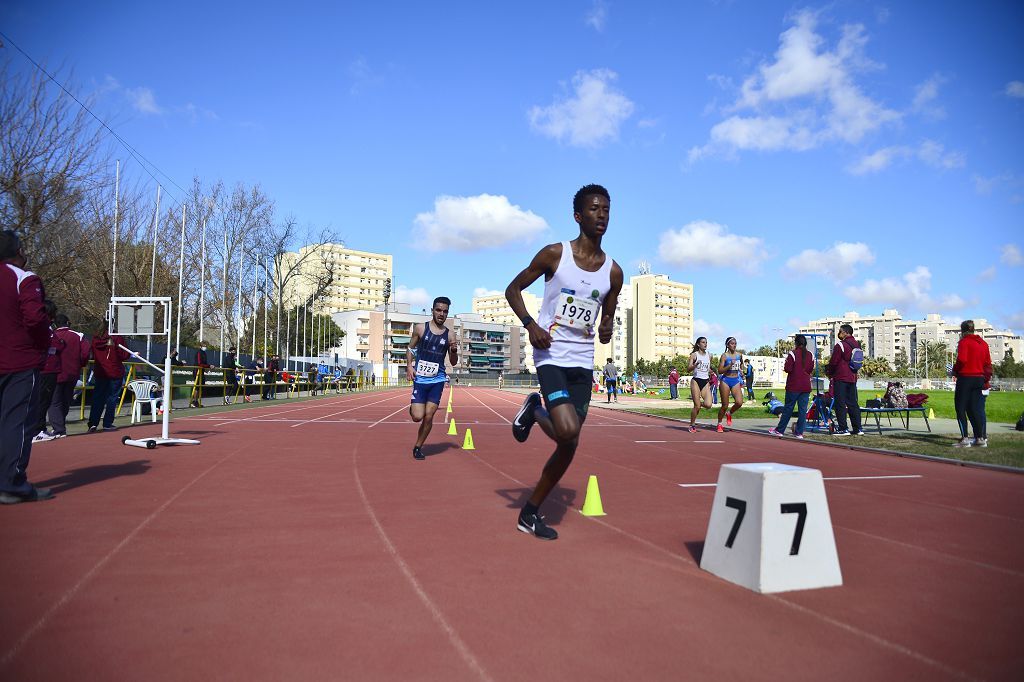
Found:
[803,431,1024,469]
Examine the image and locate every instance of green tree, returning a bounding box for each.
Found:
[917,341,950,378]
[894,348,910,376]
[860,356,892,378]
[994,351,1024,378]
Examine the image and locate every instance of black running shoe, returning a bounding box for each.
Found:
[517,510,558,540]
[513,392,542,443]
[413,446,425,461]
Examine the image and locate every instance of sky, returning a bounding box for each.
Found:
[3,0,1023,349]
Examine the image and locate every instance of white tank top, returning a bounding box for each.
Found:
[692,351,711,379]
[534,241,614,369]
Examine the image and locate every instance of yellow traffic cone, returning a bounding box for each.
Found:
[928,407,935,419]
[580,475,606,516]
[462,428,475,450]
[447,418,458,436]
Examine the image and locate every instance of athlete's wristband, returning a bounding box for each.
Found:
[520,316,534,328]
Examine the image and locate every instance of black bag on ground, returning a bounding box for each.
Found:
[1016,413,1024,432]
[866,398,882,408]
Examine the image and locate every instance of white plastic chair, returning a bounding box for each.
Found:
[128,380,161,423]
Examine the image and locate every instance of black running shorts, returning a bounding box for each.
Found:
[536,365,592,420]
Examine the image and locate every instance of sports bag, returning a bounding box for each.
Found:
[848,345,864,373]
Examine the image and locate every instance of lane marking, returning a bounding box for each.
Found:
[289,394,402,427]
[678,474,923,488]
[635,440,667,443]
[694,440,724,443]
[369,404,411,429]
[464,389,512,424]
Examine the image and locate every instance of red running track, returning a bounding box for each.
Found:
[1,386,1022,681]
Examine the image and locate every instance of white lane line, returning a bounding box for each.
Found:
[635,440,667,443]
[679,474,923,488]
[289,394,401,427]
[369,404,409,428]
[694,440,723,443]
[464,389,512,424]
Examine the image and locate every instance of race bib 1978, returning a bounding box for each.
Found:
[553,288,600,336]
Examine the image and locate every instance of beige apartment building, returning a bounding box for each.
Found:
[595,286,631,371]
[280,243,392,314]
[628,274,694,368]
[472,290,539,373]
[798,310,1023,365]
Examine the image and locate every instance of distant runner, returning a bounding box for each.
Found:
[407,297,458,461]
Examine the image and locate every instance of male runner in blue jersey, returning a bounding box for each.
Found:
[505,184,623,540]
[407,296,459,461]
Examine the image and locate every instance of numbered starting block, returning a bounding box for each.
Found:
[700,463,842,594]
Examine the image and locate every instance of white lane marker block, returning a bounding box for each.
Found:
[699,463,842,594]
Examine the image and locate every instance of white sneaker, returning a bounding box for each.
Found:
[973,438,988,448]
[794,434,804,439]
[952,437,973,448]
[767,428,782,436]
[32,431,55,443]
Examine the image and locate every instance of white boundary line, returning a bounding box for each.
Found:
[679,474,924,488]
[370,404,411,429]
[290,394,401,428]
[464,389,512,424]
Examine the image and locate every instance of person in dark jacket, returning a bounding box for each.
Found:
[952,319,992,448]
[0,231,55,503]
[32,300,60,442]
[48,314,90,438]
[769,334,816,438]
[263,354,279,400]
[87,321,130,432]
[222,346,239,404]
[826,323,863,436]
[191,343,210,407]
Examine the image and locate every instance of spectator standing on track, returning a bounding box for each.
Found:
[744,359,755,401]
[32,300,60,442]
[769,334,815,439]
[191,343,210,407]
[406,296,459,461]
[668,366,680,400]
[222,346,239,404]
[603,358,618,403]
[710,369,719,405]
[952,319,992,448]
[87,320,129,432]
[169,350,185,366]
[826,323,863,436]
[506,184,623,541]
[48,314,90,439]
[0,230,55,504]
[263,354,279,399]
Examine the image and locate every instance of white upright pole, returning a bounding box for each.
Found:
[263,257,269,364]
[250,251,258,358]
[286,308,291,373]
[111,159,120,297]
[199,217,207,344]
[220,231,227,365]
[147,185,161,358]
[303,300,308,362]
[237,245,244,356]
[176,204,186,352]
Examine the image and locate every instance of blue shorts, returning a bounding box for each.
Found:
[411,381,445,405]
[721,375,743,389]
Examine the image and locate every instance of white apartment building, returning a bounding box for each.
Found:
[798,310,1022,365]
[472,290,539,373]
[280,243,392,314]
[628,274,694,368]
[595,287,631,372]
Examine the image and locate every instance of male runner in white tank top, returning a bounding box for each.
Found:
[505,184,623,540]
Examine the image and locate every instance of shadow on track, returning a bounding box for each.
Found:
[494,486,578,526]
[36,460,152,494]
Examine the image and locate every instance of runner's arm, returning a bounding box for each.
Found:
[598,261,624,345]
[505,243,561,350]
[448,333,459,366]
[406,323,422,381]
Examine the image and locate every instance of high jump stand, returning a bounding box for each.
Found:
[109,297,201,449]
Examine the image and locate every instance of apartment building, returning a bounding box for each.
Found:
[280,243,392,314]
[595,286,631,371]
[628,274,694,368]
[798,310,1022,364]
[472,290,539,373]
[332,304,523,379]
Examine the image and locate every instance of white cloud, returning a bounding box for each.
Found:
[584,0,608,32]
[844,266,972,312]
[473,287,502,298]
[694,318,726,343]
[847,140,962,175]
[1005,81,1024,98]
[917,139,964,169]
[127,87,162,115]
[847,146,910,174]
[1001,243,1023,266]
[783,241,875,280]
[528,69,635,148]
[657,220,767,274]
[394,285,431,309]
[912,74,946,119]
[414,194,548,252]
[690,10,898,161]
[1002,310,1024,332]
[976,266,997,282]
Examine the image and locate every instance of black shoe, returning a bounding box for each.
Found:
[513,392,542,443]
[517,510,558,540]
[413,446,425,461]
[87,425,98,433]
[0,487,55,505]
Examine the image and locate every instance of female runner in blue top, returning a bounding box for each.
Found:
[716,336,745,432]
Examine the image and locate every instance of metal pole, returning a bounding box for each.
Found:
[176,204,186,352]
[250,251,258,358]
[199,217,207,344]
[220,231,227,364]
[286,308,291,373]
[303,299,308,363]
[147,185,161,358]
[263,257,268,363]
[274,254,281,355]
[237,245,244,357]
[111,159,119,297]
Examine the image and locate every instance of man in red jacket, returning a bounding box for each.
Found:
[0,231,54,503]
[48,313,91,438]
[952,319,992,448]
[826,323,863,436]
[88,320,130,432]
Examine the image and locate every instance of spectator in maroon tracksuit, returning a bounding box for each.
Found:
[88,321,130,432]
[49,314,91,438]
[826,323,863,435]
[952,319,992,448]
[769,334,816,438]
[0,230,54,503]
[31,300,60,441]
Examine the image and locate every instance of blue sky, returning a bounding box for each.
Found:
[4,0,1023,348]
